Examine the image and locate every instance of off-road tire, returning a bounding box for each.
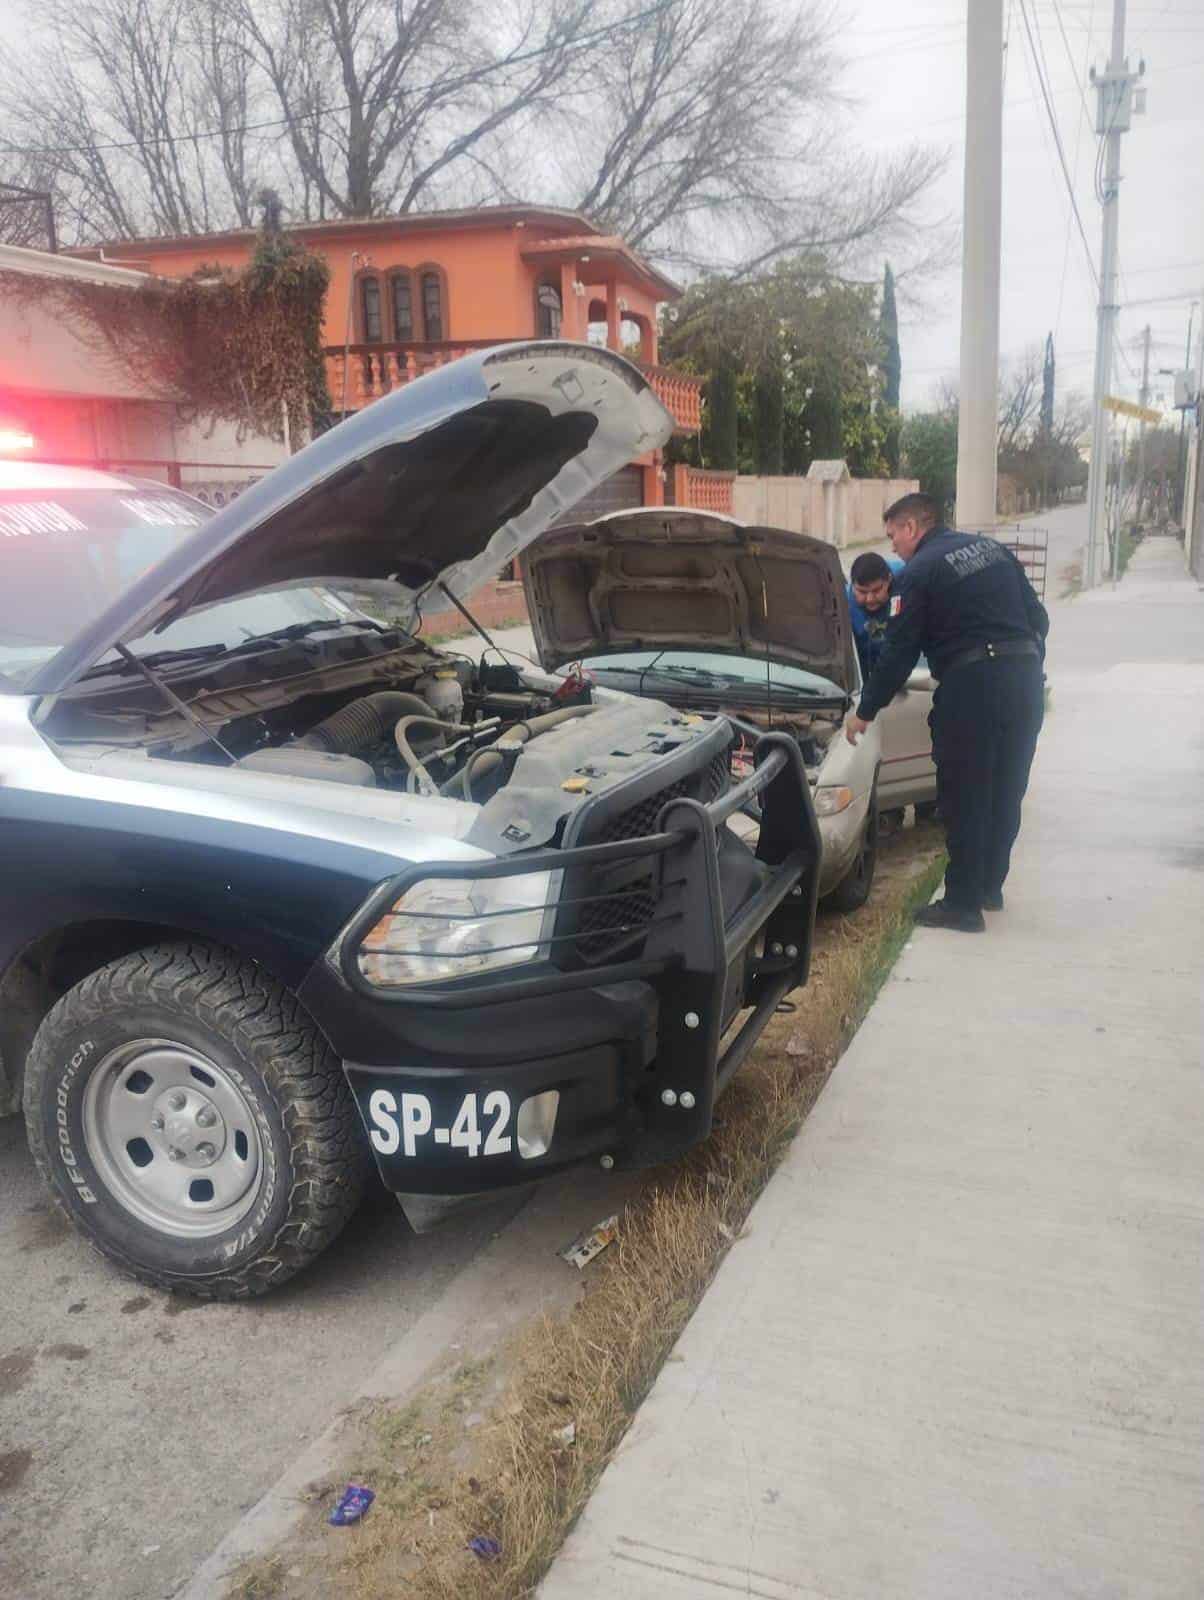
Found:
[23,942,368,1300]
[823,782,879,914]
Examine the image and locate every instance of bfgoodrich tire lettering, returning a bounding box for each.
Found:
[23,943,367,1299]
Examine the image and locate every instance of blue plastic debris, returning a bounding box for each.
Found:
[468,1535,502,1561]
[329,1484,375,1526]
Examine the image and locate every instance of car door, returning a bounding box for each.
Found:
[877,667,937,810]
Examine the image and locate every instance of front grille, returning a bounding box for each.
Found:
[592,749,730,846]
[569,747,731,964]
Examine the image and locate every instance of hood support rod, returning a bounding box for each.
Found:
[436,581,498,653]
[114,643,237,763]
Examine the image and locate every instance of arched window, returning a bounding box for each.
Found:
[359,274,384,342]
[418,267,445,341]
[536,280,562,339]
[390,271,414,341]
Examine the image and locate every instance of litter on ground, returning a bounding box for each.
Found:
[559,1215,619,1270]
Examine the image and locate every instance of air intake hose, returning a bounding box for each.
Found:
[293,692,437,755]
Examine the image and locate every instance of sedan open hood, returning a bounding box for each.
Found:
[30,342,672,696]
[521,510,858,693]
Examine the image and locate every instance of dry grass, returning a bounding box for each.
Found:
[225,1555,287,1600]
[231,829,945,1600]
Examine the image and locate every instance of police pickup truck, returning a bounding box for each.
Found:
[0,343,819,1298]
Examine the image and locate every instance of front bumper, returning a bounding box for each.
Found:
[300,731,821,1196]
[816,791,872,894]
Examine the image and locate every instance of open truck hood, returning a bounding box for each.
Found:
[521,510,858,693]
[29,342,672,696]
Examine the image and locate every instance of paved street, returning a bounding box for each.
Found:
[0,1116,528,1600]
[541,518,1204,1598]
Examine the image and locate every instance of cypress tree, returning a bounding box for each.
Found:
[880,262,901,474]
[880,262,901,411]
[704,356,739,470]
[753,362,784,474]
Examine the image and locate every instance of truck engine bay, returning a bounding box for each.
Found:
[39,622,729,856]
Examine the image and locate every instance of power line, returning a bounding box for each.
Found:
[1047,0,1095,339]
[1123,257,1204,277]
[1017,0,1099,294]
[1122,289,1203,308]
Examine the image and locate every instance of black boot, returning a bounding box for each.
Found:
[982,889,1004,911]
[914,899,986,933]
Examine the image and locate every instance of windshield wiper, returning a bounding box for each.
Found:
[78,643,229,680]
[227,617,386,653]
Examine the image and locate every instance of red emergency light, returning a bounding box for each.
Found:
[0,424,36,454]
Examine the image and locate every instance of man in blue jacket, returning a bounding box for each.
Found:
[847,551,905,681]
[846,493,1049,933]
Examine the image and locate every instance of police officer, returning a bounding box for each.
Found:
[845,493,1048,933]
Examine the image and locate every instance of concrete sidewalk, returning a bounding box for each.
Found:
[541,535,1204,1599]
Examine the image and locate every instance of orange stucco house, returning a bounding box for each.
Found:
[82,205,726,526]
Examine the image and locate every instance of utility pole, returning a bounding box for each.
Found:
[1134,323,1151,524]
[1183,283,1204,574]
[1083,0,1145,588]
[1174,301,1196,524]
[955,0,1004,532]
[1111,424,1127,586]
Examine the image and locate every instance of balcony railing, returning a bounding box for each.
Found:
[670,463,736,515]
[637,362,702,435]
[323,343,702,435]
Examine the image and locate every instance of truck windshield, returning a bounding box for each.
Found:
[0,487,365,689]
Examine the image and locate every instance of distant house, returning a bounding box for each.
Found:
[79,204,712,526]
[0,242,285,501]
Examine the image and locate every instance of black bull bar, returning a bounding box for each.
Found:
[338,730,822,1165]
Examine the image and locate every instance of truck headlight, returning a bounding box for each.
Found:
[812,786,854,817]
[357,871,556,987]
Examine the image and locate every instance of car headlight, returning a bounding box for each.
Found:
[812,786,855,817]
[357,870,556,987]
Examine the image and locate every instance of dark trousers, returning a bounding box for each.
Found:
[929,657,1044,912]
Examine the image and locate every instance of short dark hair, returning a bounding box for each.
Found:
[850,552,893,585]
[884,492,939,528]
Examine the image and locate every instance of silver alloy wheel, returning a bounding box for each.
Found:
[81,1038,264,1238]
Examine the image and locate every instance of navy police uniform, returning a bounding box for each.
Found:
[857,526,1049,914]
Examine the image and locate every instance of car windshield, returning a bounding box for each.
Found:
[0,486,375,689]
[579,648,844,700]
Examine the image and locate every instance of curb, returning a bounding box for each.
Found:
[174,1167,639,1598]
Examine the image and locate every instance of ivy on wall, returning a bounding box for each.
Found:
[2,220,331,444]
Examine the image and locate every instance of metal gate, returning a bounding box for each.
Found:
[993,525,1049,600]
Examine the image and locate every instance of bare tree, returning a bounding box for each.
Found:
[0,0,264,241]
[0,0,636,237]
[0,0,943,274]
[222,0,616,220]
[996,345,1043,455]
[542,0,943,278]
[938,348,1051,455]
[0,159,61,249]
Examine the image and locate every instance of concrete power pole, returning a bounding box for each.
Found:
[1184,283,1204,576]
[1134,322,1151,523]
[955,0,1004,532]
[1084,0,1144,587]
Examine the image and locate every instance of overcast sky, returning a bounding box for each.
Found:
[841,0,1204,410]
[4,0,1199,417]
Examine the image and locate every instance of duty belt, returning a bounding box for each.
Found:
[943,638,1041,674]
